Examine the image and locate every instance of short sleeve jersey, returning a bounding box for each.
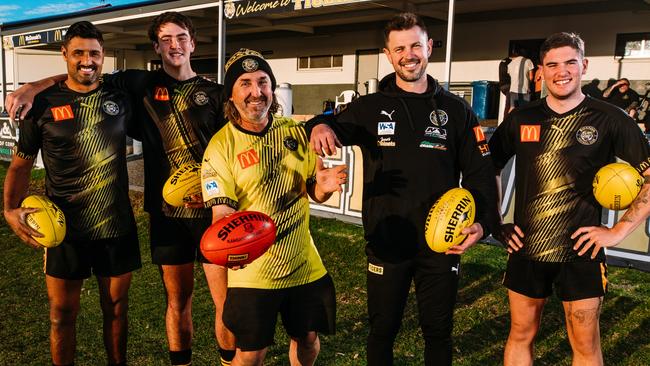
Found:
[102,69,226,219]
[201,117,327,289]
[489,96,650,262]
[16,82,135,241]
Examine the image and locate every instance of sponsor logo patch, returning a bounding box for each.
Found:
[102,100,119,116]
[205,180,219,195]
[520,124,541,142]
[478,143,491,156]
[377,122,396,135]
[420,141,447,150]
[154,86,170,101]
[237,148,260,169]
[473,126,486,142]
[377,136,396,147]
[425,126,447,139]
[430,110,449,126]
[193,91,209,106]
[368,263,384,275]
[50,105,74,121]
[576,126,598,145]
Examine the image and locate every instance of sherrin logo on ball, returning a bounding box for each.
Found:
[593,162,643,210]
[162,163,203,207]
[20,195,66,248]
[200,211,276,267]
[424,188,475,253]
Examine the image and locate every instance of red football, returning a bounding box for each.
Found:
[200,211,277,267]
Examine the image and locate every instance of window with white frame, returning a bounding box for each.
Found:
[298,54,343,70]
[615,32,650,58]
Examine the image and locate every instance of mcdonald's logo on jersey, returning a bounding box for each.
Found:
[473,126,486,142]
[237,149,259,169]
[18,35,26,46]
[51,105,74,121]
[520,125,541,142]
[154,86,170,101]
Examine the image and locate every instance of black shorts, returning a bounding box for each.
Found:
[223,274,336,351]
[149,213,211,265]
[45,230,141,280]
[503,254,608,301]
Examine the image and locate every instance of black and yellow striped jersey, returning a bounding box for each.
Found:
[490,96,650,262]
[17,82,136,241]
[201,117,327,289]
[103,69,225,219]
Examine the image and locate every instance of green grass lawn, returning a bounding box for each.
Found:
[2,161,650,365]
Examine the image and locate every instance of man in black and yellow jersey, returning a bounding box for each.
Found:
[489,32,650,365]
[6,13,235,366]
[201,49,347,365]
[3,22,139,366]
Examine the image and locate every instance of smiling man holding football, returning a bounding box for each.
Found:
[489,32,650,365]
[201,48,347,366]
[306,13,498,366]
[3,22,139,366]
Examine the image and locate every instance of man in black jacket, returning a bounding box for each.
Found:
[308,12,498,366]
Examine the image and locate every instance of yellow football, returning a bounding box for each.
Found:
[163,163,203,207]
[593,162,643,210]
[424,188,475,253]
[20,195,66,247]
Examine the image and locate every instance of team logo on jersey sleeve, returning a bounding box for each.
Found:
[50,105,74,121]
[283,136,298,151]
[154,86,170,101]
[205,180,219,195]
[430,110,448,126]
[520,125,541,142]
[193,91,209,106]
[102,101,119,116]
[576,126,598,145]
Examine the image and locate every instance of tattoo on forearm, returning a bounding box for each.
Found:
[620,184,650,223]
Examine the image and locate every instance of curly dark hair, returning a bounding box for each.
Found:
[148,12,196,44]
[64,21,103,47]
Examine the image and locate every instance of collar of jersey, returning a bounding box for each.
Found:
[542,95,590,118]
[230,116,273,137]
[58,80,103,97]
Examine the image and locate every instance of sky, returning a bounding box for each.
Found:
[0,0,154,24]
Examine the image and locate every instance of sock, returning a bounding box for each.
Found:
[169,349,192,366]
[219,349,235,366]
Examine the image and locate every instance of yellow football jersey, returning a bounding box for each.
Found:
[202,116,327,289]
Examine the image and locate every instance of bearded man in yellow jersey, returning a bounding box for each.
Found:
[201,49,348,366]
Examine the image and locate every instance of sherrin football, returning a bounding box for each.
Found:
[593,162,643,210]
[163,163,202,207]
[424,188,475,253]
[200,211,277,267]
[20,195,66,247]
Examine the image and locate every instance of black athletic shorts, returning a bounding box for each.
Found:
[45,230,141,280]
[149,213,211,265]
[223,273,336,351]
[503,254,608,301]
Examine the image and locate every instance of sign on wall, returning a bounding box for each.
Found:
[223,0,371,19]
[6,28,67,49]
